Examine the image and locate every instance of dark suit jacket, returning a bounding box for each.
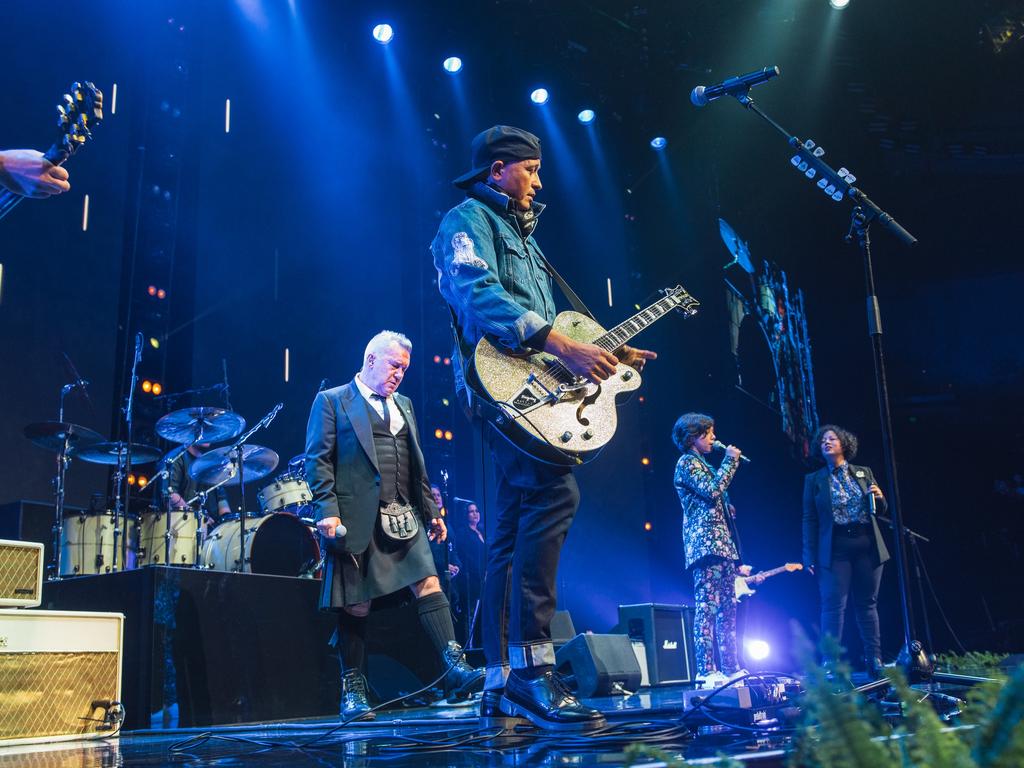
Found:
[304,379,438,558]
[802,464,890,570]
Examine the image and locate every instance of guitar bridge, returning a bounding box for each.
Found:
[526,372,561,401]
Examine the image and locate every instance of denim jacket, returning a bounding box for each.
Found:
[431,182,558,401]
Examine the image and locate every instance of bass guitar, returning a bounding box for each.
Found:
[0,81,103,222]
[472,285,699,465]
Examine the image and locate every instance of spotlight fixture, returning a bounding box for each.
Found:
[650,136,668,150]
[744,638,771,661]
[372,23,394,44]
[829,0,850,8]
[577,109,595,124]
[530,88,549,105]
[443,56,462,73]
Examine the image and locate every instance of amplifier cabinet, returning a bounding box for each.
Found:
[0,539,45,608]
[0,609,124,746]
[617,603,696,686]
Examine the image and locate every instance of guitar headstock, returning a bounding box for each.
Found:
[784,562,803,572]
[45,81,104,166]
[661,285,701,317]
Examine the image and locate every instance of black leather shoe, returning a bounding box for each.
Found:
[500,670,607,732]
[340,670,375,721]
[443,641,485,699]
[479,688,530,728]
[866,656,886,679]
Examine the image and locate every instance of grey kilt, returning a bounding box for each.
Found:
[325,516,437,608]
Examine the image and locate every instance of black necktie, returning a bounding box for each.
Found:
[373,394,391,430]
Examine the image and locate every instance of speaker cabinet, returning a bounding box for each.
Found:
[617,603,695,685]
[555,633,642,697]
[0,540,44,607]
[0,609,124,745]
[551,609,576,650]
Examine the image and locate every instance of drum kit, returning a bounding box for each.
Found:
[24,402,321,580]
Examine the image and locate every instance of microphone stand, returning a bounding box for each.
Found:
[114,337,143,571]
[716,89,986,689]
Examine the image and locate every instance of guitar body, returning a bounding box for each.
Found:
[473,310,641,465]
[734,577,756,601]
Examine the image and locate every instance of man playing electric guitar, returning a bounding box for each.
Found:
[0,149,70,197]
[432,125,655,731]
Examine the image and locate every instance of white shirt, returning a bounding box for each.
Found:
[354,374,406,436]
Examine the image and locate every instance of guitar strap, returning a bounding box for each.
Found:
[532,248,596,321]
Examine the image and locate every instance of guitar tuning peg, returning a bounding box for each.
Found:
[817,178,828,190]
[804,168,817,179]
[790,154,802,168]
[798,160,809,173]
[831,190,845,201]
[824,184,837,197]
[802,138,816,150]
[813,146,825,158]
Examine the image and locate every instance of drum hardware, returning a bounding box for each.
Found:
[24,418,104,581]
[718,217,755,274]
[189,402,283,572]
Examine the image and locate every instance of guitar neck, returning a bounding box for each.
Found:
[754,565,791,581]
[594,293,687,351]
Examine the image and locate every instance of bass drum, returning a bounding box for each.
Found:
[200,513,319,577]
[137,508,199,566]
[60,510,137,576]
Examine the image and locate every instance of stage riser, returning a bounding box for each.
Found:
[42,567,339,730]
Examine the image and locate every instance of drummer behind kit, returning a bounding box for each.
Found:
[23,404,321,580]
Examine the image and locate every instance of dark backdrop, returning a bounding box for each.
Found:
[3,0,1022,663]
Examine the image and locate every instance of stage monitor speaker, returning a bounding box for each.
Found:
[0,609,124,746]
[551,609,576,650]
[0,539,44,607]
[555,633,642,697]
[617,603,695,685]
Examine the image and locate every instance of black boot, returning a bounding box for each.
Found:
[500,669,606,732]
[340,670,374,721]
[442,640,485,699]
[480,688,530,728]
[865,656,886,679]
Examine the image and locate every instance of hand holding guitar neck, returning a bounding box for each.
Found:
[543,329,618,382]
[713,439,751,463]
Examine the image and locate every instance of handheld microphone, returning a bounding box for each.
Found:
[713,439,751,463]
[690,66,780,107]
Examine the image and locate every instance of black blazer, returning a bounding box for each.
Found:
[801,464,890,570]
[304,380,438,557]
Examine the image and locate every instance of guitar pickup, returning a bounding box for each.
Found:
[526,372,560,401]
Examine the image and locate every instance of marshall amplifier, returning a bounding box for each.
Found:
[617,603,695,686]
[0,539,44,608]
[0,609,124,745]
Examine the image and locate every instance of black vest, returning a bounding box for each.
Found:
[365,398,412,504]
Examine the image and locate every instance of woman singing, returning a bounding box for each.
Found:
[802,424,889,676]
[673,412,748,689]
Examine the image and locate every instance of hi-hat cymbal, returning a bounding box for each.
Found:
[24,421,105,454]
[155,407,246,445]
[189,445,279,486]
[77,441,163,466]
[718,217,755,274]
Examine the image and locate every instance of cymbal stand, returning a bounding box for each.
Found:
[222,402,283,571]
[46,388,77,580]
[113,334,144,571]
[153,444,190,567]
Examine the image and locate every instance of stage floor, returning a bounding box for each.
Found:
[0,683,795,767]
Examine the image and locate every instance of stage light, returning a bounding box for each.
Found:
[577,109,595,124]
[434,428,444,439]
[372,24,394,44]
[530,88,549,105]
[142,380,152,393]
[157,288,166,299]
[443,56,462,73]
[147,285,157,296]
[444,430,453,441]
[127,474,136,485]
[644,522,652,531]
[433,355,441,363]
[650,136,668,150]
[151,382,163,396]
[441,398,450,407]
[149,337,160,349]
[744,638,771,661]
[137,476,148,488]
[443,357,451,366]
[829,0,850,8]
[641,457,651,466]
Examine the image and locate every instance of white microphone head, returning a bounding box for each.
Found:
[690,85,709,107]
[712,439,726,451]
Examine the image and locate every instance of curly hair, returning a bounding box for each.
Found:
[813,424,858,464]
[672,412,714,452]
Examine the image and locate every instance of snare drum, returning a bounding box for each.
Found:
[258,472,312,516]
[200,513,320,576]
[60,510,137,575]
[137,507,199,566]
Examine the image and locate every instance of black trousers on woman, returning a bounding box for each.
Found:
[818,523,884,661]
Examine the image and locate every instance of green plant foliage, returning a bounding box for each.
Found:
[888,667,973,768]
[936,652,1011,674]
[970,664,1024,767]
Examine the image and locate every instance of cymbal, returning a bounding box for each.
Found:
[189,444,279,486]
[155,407,246,445]
[718,217,755,275]
[24,421,104,454]
[77,441,163,466]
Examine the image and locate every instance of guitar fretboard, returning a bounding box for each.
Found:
[595,289,697,352]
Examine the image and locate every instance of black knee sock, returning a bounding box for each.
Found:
[416,591,457,657]
[336,612,367,674]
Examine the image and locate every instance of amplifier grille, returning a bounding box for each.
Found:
[0,542,40,603]
[0,652,119,741]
